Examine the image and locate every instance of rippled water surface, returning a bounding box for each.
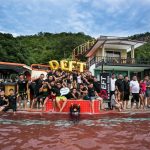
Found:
[0,112,150,150]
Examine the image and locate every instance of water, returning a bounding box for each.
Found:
[0,112,150,150]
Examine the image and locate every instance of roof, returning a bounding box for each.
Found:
[0,62,31,72]
[86,36,146,57]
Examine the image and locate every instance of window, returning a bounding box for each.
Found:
[106,51,120,58]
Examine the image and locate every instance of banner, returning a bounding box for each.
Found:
[100,73,110,100]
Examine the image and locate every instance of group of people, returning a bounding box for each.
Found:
[110,74,150,111]
[0,69,150,115]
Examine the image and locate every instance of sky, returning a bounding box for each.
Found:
[0,0,150,38]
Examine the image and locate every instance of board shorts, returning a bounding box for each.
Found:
[4,104,17,112]
[56,96,67,101]
[145,89,150,98]
[89,96,102,101]
[131,93,139,103]
[123,92,130,101]
[37,95,47,104]
[18,92,28,100]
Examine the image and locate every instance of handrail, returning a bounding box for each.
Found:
[88,56,150,67]
[72,39,96,60]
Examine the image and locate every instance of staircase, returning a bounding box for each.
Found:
[72,39,96,60]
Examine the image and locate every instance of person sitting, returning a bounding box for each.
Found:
[111,89,123,112]
[4,89,17,115]
[0,90,8,112]
[88,83,103,113]
[55,82,68,112]
[66,88,80,100]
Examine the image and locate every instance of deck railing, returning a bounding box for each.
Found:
[88,56,150,68]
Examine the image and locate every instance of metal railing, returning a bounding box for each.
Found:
[88,56,150,67]
[72,39,96,60]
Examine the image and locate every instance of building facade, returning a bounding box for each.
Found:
[72,36,150,80]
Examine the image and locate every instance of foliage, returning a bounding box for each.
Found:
[0,32,92,65]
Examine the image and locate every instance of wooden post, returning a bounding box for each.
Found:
[131,45,135,59]
[102,44,105,57]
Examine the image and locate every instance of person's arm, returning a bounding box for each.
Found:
[32,77,40,82]
[4,98,9,107]
[71,93,77,99]
[39,85,44,92]
[46,83,51,89]
[95,91,99,96]
[16,81,19,94]
[115,80,118,90]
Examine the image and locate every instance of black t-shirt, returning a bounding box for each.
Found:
[80,87,88,95]
[93,81,101,93]
[29,82,36,94]
[7,94,17,106]
[124,80,130,93]
[39,86,50,97]
[17,79,28,92]
[67,79,71,84]
[73,73,77,81]
[52,87,61,96]
[66,92,79,99]
[0,96,7,106]
[115,79,124,92]
[88,87,95,97]
[35,78,43,90]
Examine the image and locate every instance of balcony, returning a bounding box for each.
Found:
[88,56,150,68]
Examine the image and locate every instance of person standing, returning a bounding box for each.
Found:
[17,74,28,109]
[115,74,124,102]
[110,74,116,109]
[130,75,140,109]
[123,76,130,109]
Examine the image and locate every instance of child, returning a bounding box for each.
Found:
[0,90,8,112]
[111,89,123,111]
[4,89,17,115]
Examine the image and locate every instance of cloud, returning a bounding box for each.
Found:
[0,0,150,37]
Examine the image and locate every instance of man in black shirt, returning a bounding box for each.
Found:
[88,83,103,113]
[123,76,130,109]
[31,74,45,110]
[17,74,28,109]
[93,77,101,93]
[4,89,17,115]
[115,74,124,101]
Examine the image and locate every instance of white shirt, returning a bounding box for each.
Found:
[77,75,82,84]
[110,78,116,91]
[130,80,140,93]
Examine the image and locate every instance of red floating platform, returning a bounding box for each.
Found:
[45,99,100,113]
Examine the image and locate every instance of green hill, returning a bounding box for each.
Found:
[0,32,93,65]
[0,32,149,65]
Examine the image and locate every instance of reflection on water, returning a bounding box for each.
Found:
[0,112,150,150]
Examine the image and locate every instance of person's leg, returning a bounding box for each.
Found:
[60,98,67,112]
[31,98,37,110]
[43,97,48,112]
[13,105,17,115]
[135,93,139,109]
[52,100,56,112]
[17,95,21,109]
[56,97,61,110]
[131,93,135,109]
